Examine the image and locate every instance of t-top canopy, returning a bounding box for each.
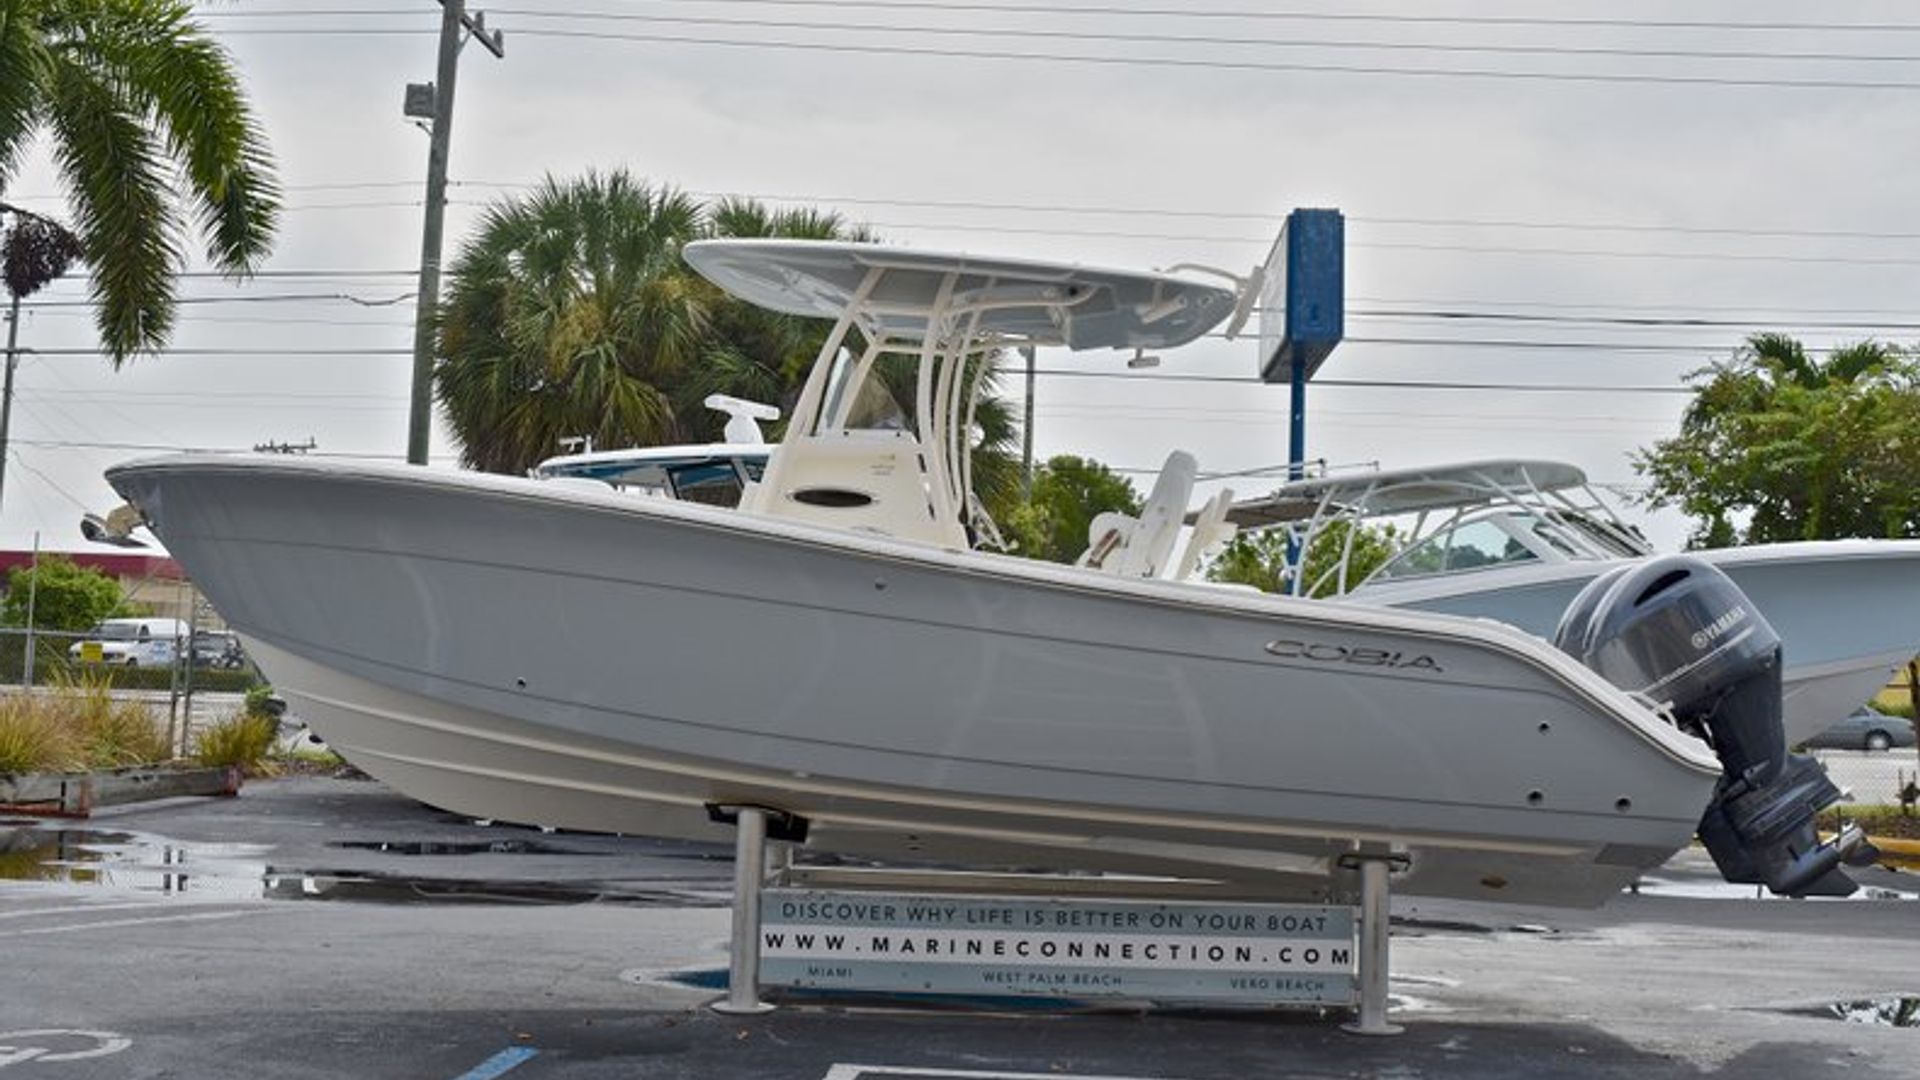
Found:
[1227,459,1592,528]
[683,239,1238,352]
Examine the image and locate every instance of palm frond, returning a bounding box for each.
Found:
[0,0,50,187]
[67,0,278,272]
[42,46,179,363]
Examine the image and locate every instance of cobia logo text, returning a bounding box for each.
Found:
[1263,640,1443,673]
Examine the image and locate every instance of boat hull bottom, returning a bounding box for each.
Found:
[251,639,1682,908]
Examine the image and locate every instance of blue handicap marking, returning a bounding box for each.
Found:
[452,1045,539,1079]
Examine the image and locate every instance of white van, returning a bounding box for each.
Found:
[68,617,191,667]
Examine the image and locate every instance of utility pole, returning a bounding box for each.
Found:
[1019,344,1036,498]
[0,294,21,513]
[406,1,503,465]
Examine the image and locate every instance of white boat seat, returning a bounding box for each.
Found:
[1077,450,1198,578]
[1173,486,1237,582]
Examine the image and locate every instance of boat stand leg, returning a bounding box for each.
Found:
[1342,854,1403,1036]
[712,806,777,1015]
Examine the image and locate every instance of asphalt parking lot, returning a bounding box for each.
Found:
[0,777,1916,1079]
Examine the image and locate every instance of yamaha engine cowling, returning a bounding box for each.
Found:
[1555,554,1864,898]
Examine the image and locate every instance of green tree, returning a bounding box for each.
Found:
[435,173,881,473]
[1207,519,1400,596]
[2,554,123,630]
[1635,334,1920,546]
[435,172,708,473]
[434,171,1024,509]
[0,0,278,361]
[1005,455,1142,562]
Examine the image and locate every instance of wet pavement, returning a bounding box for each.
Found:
[0,777,1917,1078]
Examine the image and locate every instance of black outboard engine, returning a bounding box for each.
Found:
[1555,555,1865,898]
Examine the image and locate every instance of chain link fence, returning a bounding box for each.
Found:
[0,626,261,750]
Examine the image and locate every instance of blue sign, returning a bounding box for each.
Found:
[1258,209,1345,384]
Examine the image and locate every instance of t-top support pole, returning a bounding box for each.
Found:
[712,806,778,1015]
[1341,850,1405,1036]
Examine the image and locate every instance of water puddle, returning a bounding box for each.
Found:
[0,822,714,906]
[330,839,602,857]
[1798,997,1920,1028]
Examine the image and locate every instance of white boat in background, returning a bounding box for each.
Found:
[1228,460,1920,746]
[104,240,1866,907]
[530,395,777,506]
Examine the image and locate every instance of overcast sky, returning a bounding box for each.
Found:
[5,0,1918,555]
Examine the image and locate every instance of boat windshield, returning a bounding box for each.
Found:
[1557,511,1646,558]
[667,459,766,508]
[1371,507,1648,583]
[1375,517,1541,580]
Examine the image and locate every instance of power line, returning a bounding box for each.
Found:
[675,187,1920,243]
[29,347,412,357]
[24,387,397,401]
[298,9,1920,65]
[1346,309,1920,331]
[10,436,442,463]
[21,179,1920,244]
[855,217,1920,263]
[197,2,1920,35]
[1339,335,1917,353]
[5,449,95,514]
[507,27,1920,90]
[1029,368,1700,393]
[1349,295,1920,318]
[18,310,415,328]
[14,334,1900,361]
[21,292,415,309]
[167,269,415,279]
[17,394,403,413]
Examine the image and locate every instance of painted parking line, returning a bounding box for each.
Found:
[452,1046,539,1080]
[822,1066,1183,1080]
[0,1030,132,1069]
[0,901,173,921]
[0,909,265,938]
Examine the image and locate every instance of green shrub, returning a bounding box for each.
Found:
[0,680,170,772]
[192,712,279,770]
[243,684,277,719]
[0,694,79,773]
[56,676,170,767]
[60,665,261,694]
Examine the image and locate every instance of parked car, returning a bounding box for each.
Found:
[188,630,247,669]
[1804,706,1917,752]
[66,617,190,668]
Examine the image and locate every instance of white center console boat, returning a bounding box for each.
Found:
[104,241,1866,907]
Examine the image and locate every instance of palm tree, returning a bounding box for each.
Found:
[0,0,279,362]
[435,171,1027,524]
[436,174,878,472]
[436,172,708,473]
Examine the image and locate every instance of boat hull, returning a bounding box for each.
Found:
[1354,541,1920,746]
[109,456,1722,907]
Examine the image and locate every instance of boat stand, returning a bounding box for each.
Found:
[1338,849,1408,1036]
[707,804,809,1015]
[707,805,1407,1032]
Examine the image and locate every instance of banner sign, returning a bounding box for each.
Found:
[759,889,1357,1005]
